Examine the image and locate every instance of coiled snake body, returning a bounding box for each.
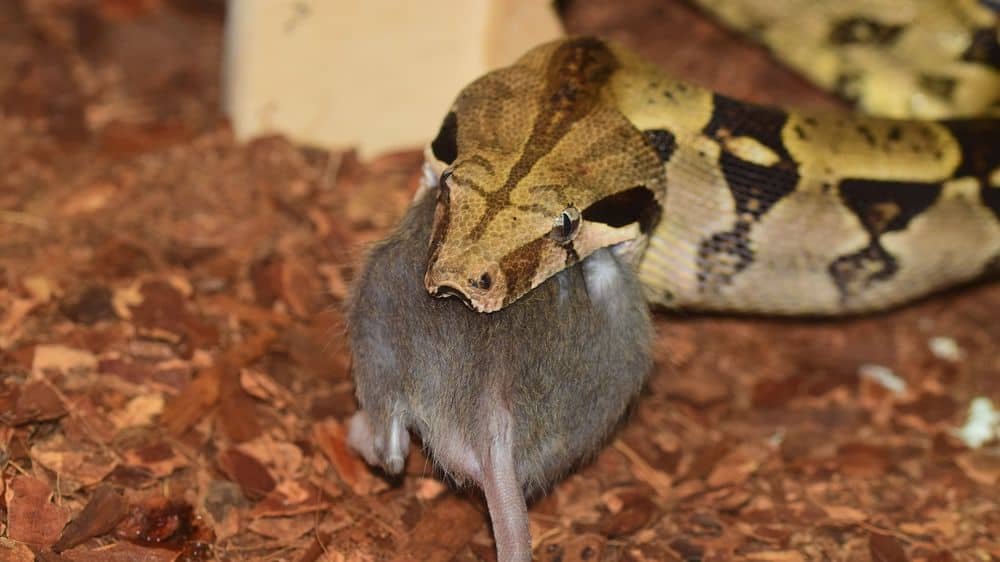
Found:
[419,1,1000,315]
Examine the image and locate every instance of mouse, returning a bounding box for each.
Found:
[346,174,653,562]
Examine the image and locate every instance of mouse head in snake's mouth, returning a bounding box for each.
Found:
[422,37,666,312]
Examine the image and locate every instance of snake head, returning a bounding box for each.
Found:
[422,38,666,312]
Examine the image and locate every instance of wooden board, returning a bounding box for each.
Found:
[223,0,563,157]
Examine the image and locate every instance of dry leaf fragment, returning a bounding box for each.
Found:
[390,495,484,562]
[250,481,328,518]
[58,181,117,215]
[238,435,304,482]
[0,298,41,349]
[161,365,221,436]
[707,446,763,488]
[598,489,657,538]
[162,329,275,436]
[869,532,909,562]
[613,441,673,497]
[239,368,294,408]
[121,440,188,478]
[31,435,118,487]
[52,484,128,552]
[111,282,144,320]
[5,475,71,547]
[317,263,349,301]
[57,541,178,562]
[836,443,890,479]
[31,345,97,376]
[745,551,805,562]
[22,275,55,302]
[0,537,34,562]
[280,257,322,318]
[821,504,868,525]
[130,281,219,352]
[312,417,387,496]
[109,393,165,429]
[216,386,263,443]
[217,447,277,501]
[9,381,67,425]
[954,451,1000,486]
[59,286,115,325]
[247,513,315,541]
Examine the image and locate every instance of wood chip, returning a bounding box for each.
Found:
[869,532,909,562]
[217,447,276,501]
[52,484,128,552]
[312,418,386,496]
[5,475,71,547]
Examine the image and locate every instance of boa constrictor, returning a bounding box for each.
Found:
[420,4,1000,315]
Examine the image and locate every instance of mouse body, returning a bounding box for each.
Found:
[347,185,653,562]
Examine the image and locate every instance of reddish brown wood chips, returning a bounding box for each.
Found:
[0,0,997,560]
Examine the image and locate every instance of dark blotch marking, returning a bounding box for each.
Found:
[828,17,904,45]
[888,125,902,142]
[942,119,1000,221]
[696,221,753,290]
[985,253,1000,278]
[431,111,459,165]
[919,74,957,102]
[962,27,1000,69]
[839,179,942,233]
[427,179,451,265]
[856,125,877,147]
[582,185,661,234]
[643,129,677,163]
[499,237,547,305]
[829,178,943,300]
[718,152,799,221]
[704,94,794,163]
[834,72,862,102]
[697,95,801,292]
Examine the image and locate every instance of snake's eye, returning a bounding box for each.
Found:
[551,206,581,244]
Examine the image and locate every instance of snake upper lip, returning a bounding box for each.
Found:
[432,284,474,309]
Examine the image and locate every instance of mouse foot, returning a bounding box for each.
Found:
[347,409,409,475]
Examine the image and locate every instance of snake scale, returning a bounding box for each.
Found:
[418,0,1000,316]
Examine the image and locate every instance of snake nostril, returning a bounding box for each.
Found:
[468,272,492,290]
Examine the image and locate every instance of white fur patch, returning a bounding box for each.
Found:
[413,162,439,201]
[583,251,622,304]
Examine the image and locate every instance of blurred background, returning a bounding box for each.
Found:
[0,1,997,561]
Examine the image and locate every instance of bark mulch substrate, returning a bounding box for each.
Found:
[1,1,998,560]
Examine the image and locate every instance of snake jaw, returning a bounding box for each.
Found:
[425,258,507,313]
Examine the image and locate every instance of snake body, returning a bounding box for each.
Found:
[420,9,1000,315]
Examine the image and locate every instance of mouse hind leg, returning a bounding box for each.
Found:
[481,411,531,562]
[347,406,410,475]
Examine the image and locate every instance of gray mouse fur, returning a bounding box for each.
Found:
[346,186,653,562]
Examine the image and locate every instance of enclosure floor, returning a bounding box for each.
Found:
[1,1,998,560]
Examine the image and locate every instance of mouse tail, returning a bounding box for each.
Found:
[481,413,532,562]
